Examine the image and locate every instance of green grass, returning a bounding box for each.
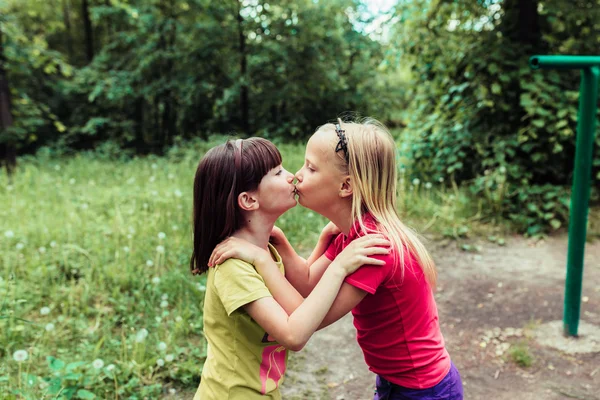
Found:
[0,136,542,398]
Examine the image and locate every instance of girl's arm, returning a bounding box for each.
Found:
[238,235,389,351]
[209,236,386,328]
[268,224,340,297]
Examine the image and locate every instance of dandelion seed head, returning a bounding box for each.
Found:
[425,182,432,189]
[169,388,176,395]
[40,307,51,316]
[160,300,169,308]
[158,232,166,240]
[174,189,182,198]
[45,323,55,331]
[161,294,168,301]
[156,245,165,254]
[165,354,174,362]
[16,243,24,251]
[69,178,76,185]
[135,328,149,343]
[197,283,206,292]
[156,358,164,367]
[106,364,115,371]
[92,359,104,369]
[13,350,28,362]
[151,276,160,284]
[123,246,130,253]
[158,342,167,351]
[38,246,46,254]
[4,230,14,238]
[412,178,420,186]
[50,241,57,248]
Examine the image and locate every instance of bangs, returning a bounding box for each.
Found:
[240,138,282,190]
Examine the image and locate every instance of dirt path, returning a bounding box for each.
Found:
[281,235,600,400]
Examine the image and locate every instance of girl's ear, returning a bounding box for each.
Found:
[238,191,259,211]
[339,176,353,198]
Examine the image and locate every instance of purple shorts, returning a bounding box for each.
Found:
[373,362,463,400]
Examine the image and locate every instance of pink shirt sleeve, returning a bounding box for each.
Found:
[344,252,393,295]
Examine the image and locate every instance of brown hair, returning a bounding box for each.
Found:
[190,138,282,275]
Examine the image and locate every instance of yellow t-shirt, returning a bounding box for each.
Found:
[194,244,288,400]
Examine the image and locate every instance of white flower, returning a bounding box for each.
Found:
[106,364,115,371]
[45,323,55,332]
[92,359,104,369]
[40,307,51,316]
[438,177,444,183]
[151,276,160,284]
[4,230,14,238]
[158,232,166,240]
[160,300,169,308]
[174,189,182,198]
[38,247,47,254]
[123,246,130,253]
[135,328,149,343]
[156,358,164,367]
[412,178,420,186]
[169,388,176,395]
[50,241,57,248]
[16,243,24,251]
[425,182,432,189]
[156,245,165,254]
[158,342,167,351]
[161,294,168,301]
[69,178,76,185]
[147,260,155,267]
[13,350,28,362]
[499,166,507,174]
[165,354,174,363]
[175,316,182,323]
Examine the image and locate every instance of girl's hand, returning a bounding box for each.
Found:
[322,222,341,237]
[269,225,287,246]
[209,237,269,267]
[331,234,391,276]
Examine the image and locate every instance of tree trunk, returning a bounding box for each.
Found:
[62,0,74,60]
[82,0,95,63]
[236,0,249,135]
[0,29,16,174]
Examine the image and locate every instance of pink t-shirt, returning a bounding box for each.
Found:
[324,214,451,389]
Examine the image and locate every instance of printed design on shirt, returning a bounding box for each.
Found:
[259,344,286,395]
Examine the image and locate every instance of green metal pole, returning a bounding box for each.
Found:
[563,66,599,337]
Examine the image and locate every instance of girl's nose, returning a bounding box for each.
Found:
[295,170,302,182]
[286,171,294,183]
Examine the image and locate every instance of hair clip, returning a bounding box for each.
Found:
[334,119,349,164]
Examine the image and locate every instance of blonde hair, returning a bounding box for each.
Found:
[319,117,437,287]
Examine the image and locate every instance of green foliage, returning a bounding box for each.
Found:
[1,0,397,154]
[393,0,600,234]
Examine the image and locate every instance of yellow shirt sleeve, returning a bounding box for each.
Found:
[213,258,272,316]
